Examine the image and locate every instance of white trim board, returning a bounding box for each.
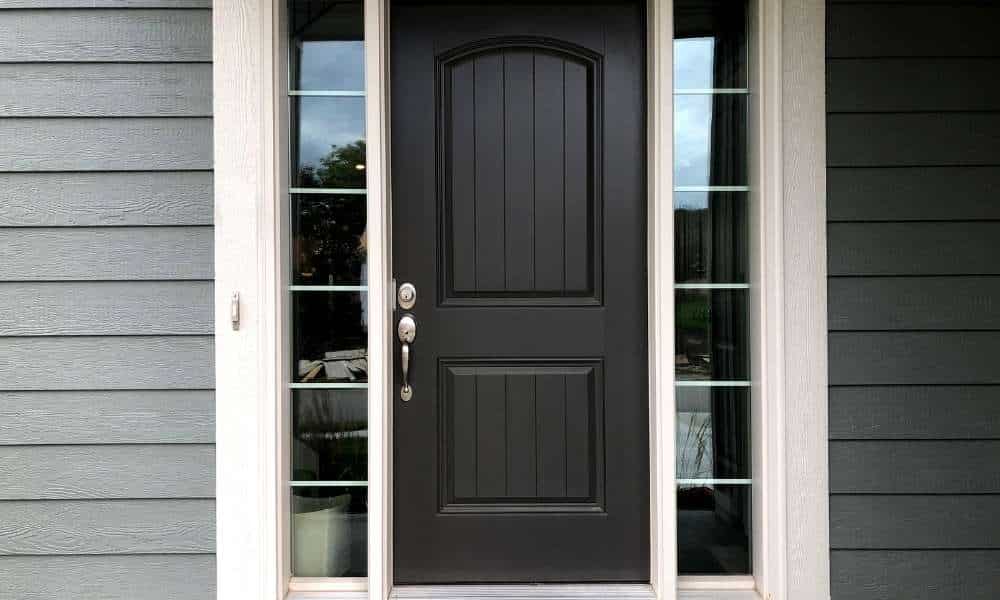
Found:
[647,0,676,597]
[212,1,829,599]
[213,3,285,600]
[776,0,830,598]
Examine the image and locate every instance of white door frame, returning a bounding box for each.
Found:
[212,1,829,599]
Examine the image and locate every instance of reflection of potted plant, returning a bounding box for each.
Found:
[291,393,367,576]
[293,492,351,577]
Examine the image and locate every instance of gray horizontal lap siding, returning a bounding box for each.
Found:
[827,2,1000,599]
[0,5,214,600]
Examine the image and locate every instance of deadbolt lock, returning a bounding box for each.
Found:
[398,282,417,310]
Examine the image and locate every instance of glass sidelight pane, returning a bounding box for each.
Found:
[676,386,750,480]
[292,194,367,286]
[289,0,365,91]
[292,292,368,384]
[286,0,368,581]
[292,389,368,482]
[674,191,748,284]
[677,484,751,575]
[675,0,751,579]
[674,94,747,188]
[674,0,748,90]
[290,96,366,189]
[291,486,368,577]
[675,289,749,381]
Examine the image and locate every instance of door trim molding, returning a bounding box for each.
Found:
[646,0,677,597]
[212,1,829,600]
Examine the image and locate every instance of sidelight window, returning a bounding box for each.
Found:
[673,0,752,576]
[286,0,368,580]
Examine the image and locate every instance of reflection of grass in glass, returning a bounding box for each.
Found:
[678,412,712,479]
[677,296,710,330]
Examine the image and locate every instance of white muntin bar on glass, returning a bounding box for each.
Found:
[674,88,750,95]
[675,380,751,387]
[289,285,368,292]
[289,187,367,195]
[675,283,750,290]
[674,185,750,192]
[289,90,366,97]
[677,479,752,486]
[289,382,369,389]
[289,481,369,487]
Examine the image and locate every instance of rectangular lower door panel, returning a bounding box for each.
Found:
[440,360,604,513]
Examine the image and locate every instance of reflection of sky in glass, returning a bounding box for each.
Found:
[674,95,713,187]
[674,37,715,90]
[296,97,366,169]
[296,41,365,91]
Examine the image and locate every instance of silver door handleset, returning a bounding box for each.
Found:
[397,282,418,402]
[398,313,416,401]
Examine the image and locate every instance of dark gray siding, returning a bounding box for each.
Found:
[0,3,214,599]
[827,1,1000,599]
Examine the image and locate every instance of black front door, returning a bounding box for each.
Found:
[391,0,647,583]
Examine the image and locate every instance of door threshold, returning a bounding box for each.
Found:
[390,584,656,600]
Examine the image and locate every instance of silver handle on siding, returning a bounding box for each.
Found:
[398,314,416,402]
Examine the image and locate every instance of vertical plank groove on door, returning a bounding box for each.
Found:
[504,50,536,291]
[504,375,510,495]
[536,373,567,497]
[563,59,590,293]
[502,53,508,289]
[506,374,537,497]
[476,374,507,497]
[561,61,567,295]
[534,374,540,495]
[563,374,569,498]
[452,371,477,499]
[532,54,537,290]
[474,52,506,291]
[564,371,590,497]
[473,375,478,495]
[533,53,566,292]
[450,60,477,292]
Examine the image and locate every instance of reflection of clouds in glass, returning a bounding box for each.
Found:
[299,41,365,90]
[674,37,715,90]
[674,95,712,186]
[297,97,366,169]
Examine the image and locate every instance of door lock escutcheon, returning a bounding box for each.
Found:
[398,282,417,310]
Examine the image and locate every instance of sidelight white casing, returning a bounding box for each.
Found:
[212,1,828,600]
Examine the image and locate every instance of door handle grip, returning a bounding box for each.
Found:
[400,342,412,401]
[398,314,416,402]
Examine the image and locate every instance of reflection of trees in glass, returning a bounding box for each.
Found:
[298,139,366,189]
[295,196,366,285]
[295,139,368,285]
[675,206,709,282]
